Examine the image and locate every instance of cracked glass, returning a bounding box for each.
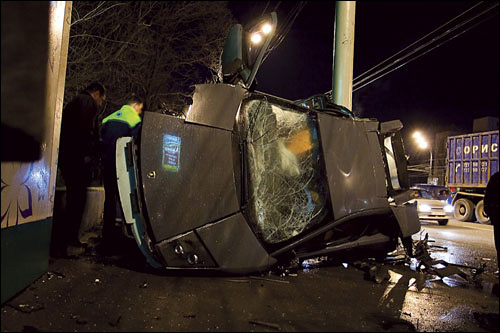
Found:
[239,96,328,244]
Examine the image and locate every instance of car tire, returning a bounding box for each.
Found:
[475,200,490,224]
[454,198,475,222]
[438,219,448,226]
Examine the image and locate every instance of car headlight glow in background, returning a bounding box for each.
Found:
[444,205,454,213]
[418,204,432,213]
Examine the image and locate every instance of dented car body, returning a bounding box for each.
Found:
[116,84,420,273]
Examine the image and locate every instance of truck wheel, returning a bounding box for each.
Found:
[454,198,475,222]
[475,200,490,224]
[438,219,448,226]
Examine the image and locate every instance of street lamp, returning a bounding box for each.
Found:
[413,131,433,181]
[250,21,274,45]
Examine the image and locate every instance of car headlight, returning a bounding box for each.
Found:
[418,204,431,212]
[444,204,454,213]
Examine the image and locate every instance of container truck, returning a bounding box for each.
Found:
[446,130,499,223]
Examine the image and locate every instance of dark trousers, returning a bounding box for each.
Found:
[61,163,90,245]
[102,160,121,244]
[493,214,499,269]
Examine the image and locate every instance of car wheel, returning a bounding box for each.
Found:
[454,198,475,222]
[438,219,448,226]
[475,200,490,224]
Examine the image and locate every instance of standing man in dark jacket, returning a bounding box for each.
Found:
[58,83,106,252]
[99,94,143,253]
[484,171,499,269]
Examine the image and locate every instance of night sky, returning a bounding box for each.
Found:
[229,1,499,160]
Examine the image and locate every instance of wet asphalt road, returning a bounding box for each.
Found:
[417,219,497,271]
[1,220,498,332]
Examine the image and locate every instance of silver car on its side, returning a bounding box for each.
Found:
[408,188,454,225]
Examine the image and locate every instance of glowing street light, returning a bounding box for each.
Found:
[413,131,433,181]
[250,21,273,45]
[261,23,273,34]
[417,140,428,150]
[251,33,263,44]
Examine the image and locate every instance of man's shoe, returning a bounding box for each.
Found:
[66,240,88,257]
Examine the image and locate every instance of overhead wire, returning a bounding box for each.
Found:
[354,1,485,83]
[273,1,281,12]
[352,2,499,92]
[323,1,499,95]
[262,1,308,63]
[353,4,498,92]
[261,1,270,16]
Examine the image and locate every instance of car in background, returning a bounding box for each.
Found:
[408,188,454,225]
[413,183,450,200]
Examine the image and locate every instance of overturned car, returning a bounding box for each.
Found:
[114,13,420,274]
[115,84,420,273]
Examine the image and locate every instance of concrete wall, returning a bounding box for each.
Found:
[1,1,72,304]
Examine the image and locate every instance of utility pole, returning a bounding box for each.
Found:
[331,1,356,111]
[428,149,433,182]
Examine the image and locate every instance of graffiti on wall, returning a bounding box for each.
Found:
[1,1,69,229]
[1,161,52,228]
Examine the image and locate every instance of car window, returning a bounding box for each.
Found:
[419,190,434,200]
[239,97,328,244]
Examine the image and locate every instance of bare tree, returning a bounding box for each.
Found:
[65,1,235,117]
[61,1,234,186]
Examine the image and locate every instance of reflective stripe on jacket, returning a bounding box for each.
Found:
[100,105,142,165]
[102,104,141,128]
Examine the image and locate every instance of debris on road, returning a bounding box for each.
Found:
[108,315,122,327]
[249,319,281,330]
[225,279,250,283]
[249,276,290,284]
[46,271,65,280]
[341,233,488,289]
[413,233,485,282]
[368,265,390,284]
[6,303,44,314]
[75,318,88,325]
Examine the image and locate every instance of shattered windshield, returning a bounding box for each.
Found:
[239,96,328,244]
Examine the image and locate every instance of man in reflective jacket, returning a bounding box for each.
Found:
[100,94,143,253]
